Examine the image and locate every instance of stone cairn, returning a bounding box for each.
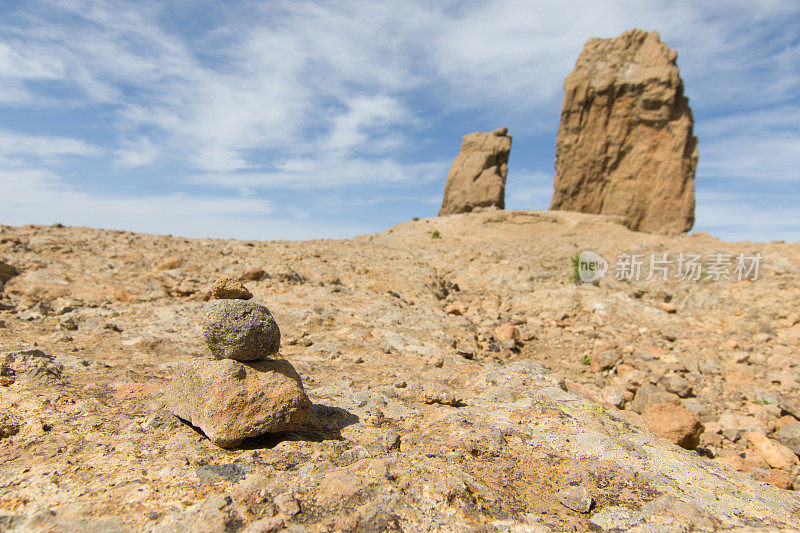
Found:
[166,276,311,448]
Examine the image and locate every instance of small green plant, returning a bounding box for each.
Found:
[430,230,441,239]
[580,354,592,365]
[412,216,420,221]
[570,251,581,284]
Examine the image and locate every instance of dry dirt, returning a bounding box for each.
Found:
[1,210,800,531]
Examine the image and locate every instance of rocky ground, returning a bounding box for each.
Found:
[2,210,800,531]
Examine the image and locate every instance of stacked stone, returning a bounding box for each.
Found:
[166,276,311,448]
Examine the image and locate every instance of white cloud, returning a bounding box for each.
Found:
[0,168,60,194]
[188,158,448,191]
[5,1,798,165]
[694,187,800,242]
[699,135,800,181]
[505,170,554,211]
[0,42,64,81]
[0,130,101,160]
[698,107,800,138]
[114,136,161,168]
[0,1,799,240]
[696,105,800,181]
[0,41,65,104]
[0,167,369,240]
[325,95,409,153]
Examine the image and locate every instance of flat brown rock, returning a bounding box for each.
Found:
[550,29,697,234]
[209,275,253,300]
[165,357,311,448]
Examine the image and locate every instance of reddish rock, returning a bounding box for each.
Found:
[746,431,797,470]
[241,268,268,281]
[755,470,793,491]
[157,257,183,270]
[643,402,704,449]
[629,384,680,414]
[445,301,467,316]
[657,302,677,313]
[494,323,518,342]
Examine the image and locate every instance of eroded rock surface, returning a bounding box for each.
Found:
[550,29,697,234]
[438,127,511,215]
[1,213,800,530]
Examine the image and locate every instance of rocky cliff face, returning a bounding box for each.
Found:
[438,127,511,216]
[550,29,698,234]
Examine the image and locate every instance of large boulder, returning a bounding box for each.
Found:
[438,127,512,216]
[550,29,697,234]
[166,357,311,448]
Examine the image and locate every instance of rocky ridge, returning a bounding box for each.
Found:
[1,211,800,530]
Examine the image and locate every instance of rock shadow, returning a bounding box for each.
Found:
[238,403,359,450]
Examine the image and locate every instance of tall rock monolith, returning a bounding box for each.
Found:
[550,29,698,234]
[439,127,512,216]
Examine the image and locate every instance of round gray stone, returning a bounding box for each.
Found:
[201,300,280,361]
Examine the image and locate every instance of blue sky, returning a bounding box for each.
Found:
[0,1,798,242]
